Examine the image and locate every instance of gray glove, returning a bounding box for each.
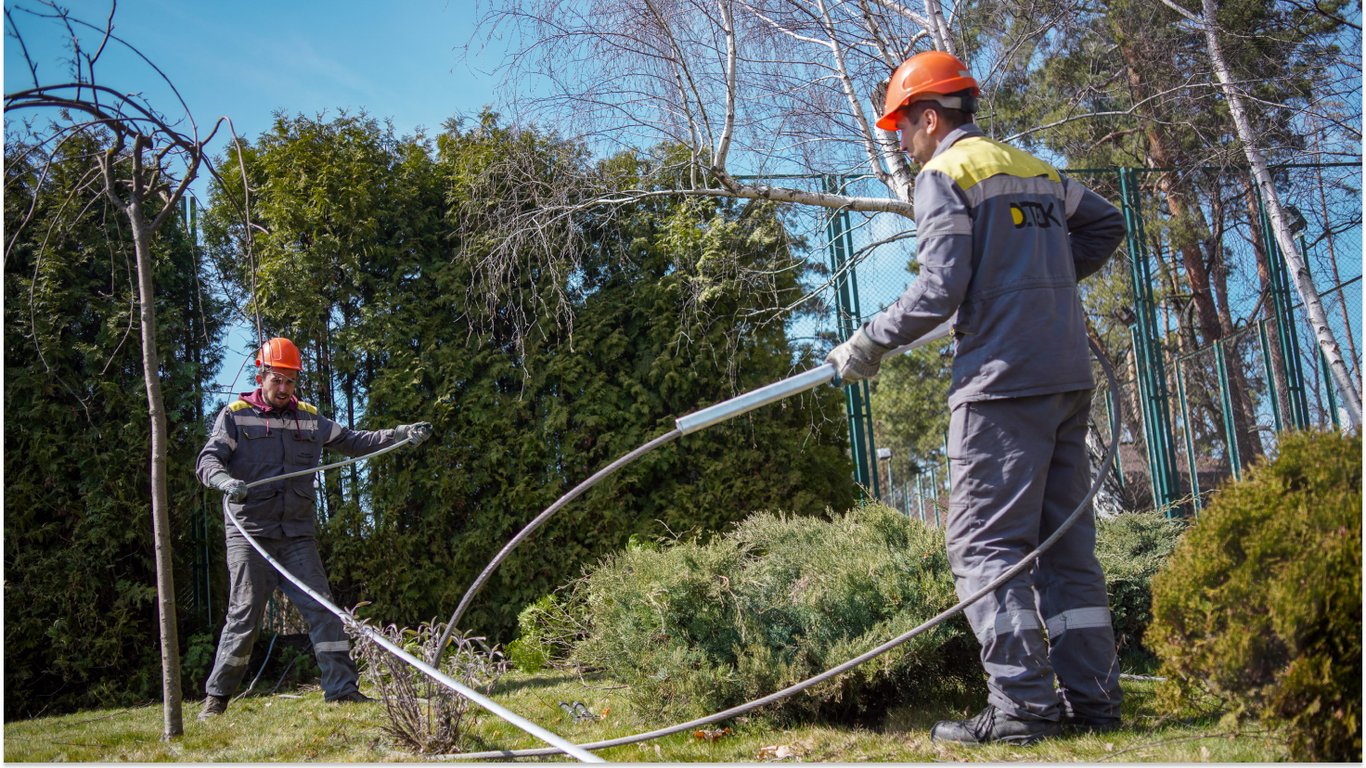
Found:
[396,422,433,447]
[209,472,248,503]
[825,327,891,384]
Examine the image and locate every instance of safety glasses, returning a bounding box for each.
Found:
[264,371,298,387]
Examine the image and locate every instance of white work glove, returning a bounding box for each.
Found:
[209,472,248,503]
[826,327,891,384]
[396,422,433,447]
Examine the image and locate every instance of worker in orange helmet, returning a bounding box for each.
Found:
[194,337,432,720]
[827,51,1128,745]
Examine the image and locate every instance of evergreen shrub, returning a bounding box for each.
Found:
[528,504,981,722]
[1094,510,1185,662]
[506,595,584,674]
[1146,430,1361,762]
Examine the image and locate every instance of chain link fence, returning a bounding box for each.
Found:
[770,163,1361,520]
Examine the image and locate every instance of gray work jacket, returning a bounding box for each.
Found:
[864,124,1126,408]
[196,392,400,537]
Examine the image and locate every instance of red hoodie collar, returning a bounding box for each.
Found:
[240,387,298,414]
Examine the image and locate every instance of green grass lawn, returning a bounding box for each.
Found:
[4,673,1288,762]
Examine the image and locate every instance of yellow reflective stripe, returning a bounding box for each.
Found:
[228,400,252,412]
[924,136,1060,192]
[297,401,318,415]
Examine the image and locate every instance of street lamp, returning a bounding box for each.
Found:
[876,448,893,507]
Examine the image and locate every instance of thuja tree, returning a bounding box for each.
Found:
[200,111,444,522]
[206,112,857,639]
[360,121,858,638]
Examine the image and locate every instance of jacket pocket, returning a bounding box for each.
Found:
[953,301,977,339]
[292,445,320,465]
[240,425,270,441]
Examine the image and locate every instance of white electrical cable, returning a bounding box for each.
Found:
[446,339,1122,761]
[220,441,603,763]
[226,335,1119,763]
[241,435,416,490]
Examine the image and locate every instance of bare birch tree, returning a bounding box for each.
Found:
[471,0,1079,210]
[5,2,234,739]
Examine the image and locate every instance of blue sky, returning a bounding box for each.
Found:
[5,1,506,153]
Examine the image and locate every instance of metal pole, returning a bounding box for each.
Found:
[1258,319,1285,433]
[1119,168,1180,512]
[1215,339,1243,481]
[1130,326,1163,512]
[1104,387,1126,491]
[825,176,874,495]
[1173,356,1202,514]
[885,458,893,505]
[1321,348,1341,429]
[1258,190,1310,429]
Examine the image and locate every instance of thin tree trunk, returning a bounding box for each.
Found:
[127,190,184,740]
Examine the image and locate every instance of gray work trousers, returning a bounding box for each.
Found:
[945,389,1121,722]
[204,530,360,701]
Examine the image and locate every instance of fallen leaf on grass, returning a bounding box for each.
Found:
[757,744,801,761]
[694,727,733,742]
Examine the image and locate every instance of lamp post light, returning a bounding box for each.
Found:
[876,448,893,507]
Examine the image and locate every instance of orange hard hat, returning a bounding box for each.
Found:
[256,337,302,372]
[876,51,979,131]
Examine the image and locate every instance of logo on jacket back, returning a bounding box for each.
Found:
[1010,201,1061,228]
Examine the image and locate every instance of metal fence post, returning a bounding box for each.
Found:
[1173,355,1202,514]
[1104,388,1126,491]
[1118,167,1182,514]
[1214,339,1244,481]
[825,175,878,496]
[1258,319,1285,433]
[1322,348,1341,430]
[1257,189,1310,429]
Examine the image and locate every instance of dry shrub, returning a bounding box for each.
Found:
[349,619,507,754]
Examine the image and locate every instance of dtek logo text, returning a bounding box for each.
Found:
[1010,201,1061,228]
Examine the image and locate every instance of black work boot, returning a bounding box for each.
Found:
[329,690,375,704]
[1063,714,1121,734]
[197,694,228,721]
[930,705,1060,746]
